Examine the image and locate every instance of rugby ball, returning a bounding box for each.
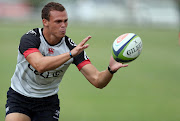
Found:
[112,33,142,63]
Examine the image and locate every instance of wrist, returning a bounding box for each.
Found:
[108,66,117,74]
[69,51,73,58]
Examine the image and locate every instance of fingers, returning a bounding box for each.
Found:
[71,36,90,57]
[79,44,89,50]
[80,36,91,46]
[121,64,128,67]
[116,63,128,69]
[109,55,129,72]
[83,44,89,49]
[110,56,128,67]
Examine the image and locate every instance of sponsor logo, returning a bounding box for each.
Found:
[28,64,64,78]
[48,48,54,54]
[127,41,142,55]
[26,30,37,36]
[53,110,60,120]
[68,38,76,46]
[6,107,9,113]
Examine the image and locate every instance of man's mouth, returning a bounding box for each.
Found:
[60,29,66,34]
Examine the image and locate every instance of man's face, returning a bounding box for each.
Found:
[44,10,68,39]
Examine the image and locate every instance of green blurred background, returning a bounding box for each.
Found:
[0,0,180,121]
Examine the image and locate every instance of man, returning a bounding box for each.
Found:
[5,2,128,121]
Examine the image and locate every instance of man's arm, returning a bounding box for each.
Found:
[26,36,91,73]
[26,51,72,73]
[80,56,128,89]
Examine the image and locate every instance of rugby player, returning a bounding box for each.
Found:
[5,2,128,121]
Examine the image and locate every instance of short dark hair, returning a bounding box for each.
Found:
[41,2,65,21]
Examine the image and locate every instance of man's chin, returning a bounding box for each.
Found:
[57,34,65,38]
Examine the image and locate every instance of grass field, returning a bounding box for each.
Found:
[0,22,180,121]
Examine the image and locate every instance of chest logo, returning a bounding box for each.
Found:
[48,48,54,54]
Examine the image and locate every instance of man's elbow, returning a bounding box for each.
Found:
[95,83,107,89]
[36,65,46,73]
[96,86,105,89]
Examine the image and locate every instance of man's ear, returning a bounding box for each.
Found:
[42,19,49,27]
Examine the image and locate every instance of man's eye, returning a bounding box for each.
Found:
[57,20,62,23]
[65,19,68,23]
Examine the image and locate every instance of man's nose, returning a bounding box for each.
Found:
[61,22,66,27]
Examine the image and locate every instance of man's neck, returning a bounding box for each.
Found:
[43,28,62,45]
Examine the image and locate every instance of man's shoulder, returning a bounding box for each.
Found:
[19,28,41,48]
[20,28,41,44]
[23,28,41,38]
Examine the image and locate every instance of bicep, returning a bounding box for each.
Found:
[26,51,44,71]
[20,34,42,70]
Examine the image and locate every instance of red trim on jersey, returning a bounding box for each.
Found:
[77,59,91,71]
[23,48,40,58]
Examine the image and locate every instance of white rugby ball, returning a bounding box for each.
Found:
[112,33,143,63]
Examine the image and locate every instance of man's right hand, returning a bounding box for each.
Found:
[71,36,91,57]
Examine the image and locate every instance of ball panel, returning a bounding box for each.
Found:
[113,34,137,58]
[122,36,142,59]
[112,33,143,63]
[112,48,118,59]
[118,35,138,60]
[113,33,135,51]
[115,57,137,63]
